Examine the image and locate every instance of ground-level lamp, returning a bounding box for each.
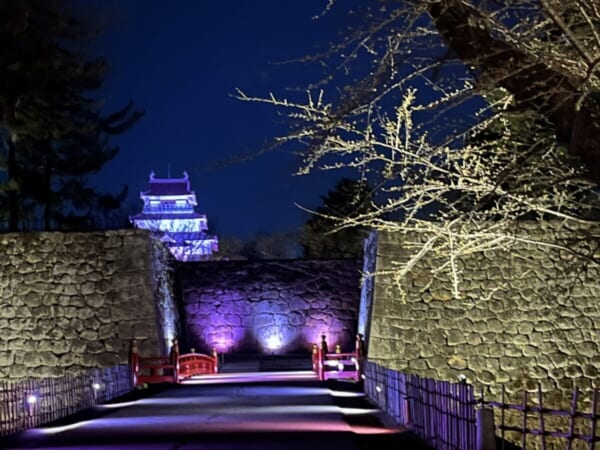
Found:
[25,393,38,416]
[92,381,104,402]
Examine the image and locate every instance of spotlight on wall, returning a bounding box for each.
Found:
[92,383,101,391]
[375,385,382,393]
[26,394,37,405]
[266,335,283,351]
[337,362,344,372]
[215,340,233,353]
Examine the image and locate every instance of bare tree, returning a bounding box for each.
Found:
[238,1,600,298]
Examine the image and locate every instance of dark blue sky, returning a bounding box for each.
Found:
[92,1,350,238]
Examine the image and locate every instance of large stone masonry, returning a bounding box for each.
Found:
[366,222,600,409]
[0,229,177,379]
[177,259,361,354]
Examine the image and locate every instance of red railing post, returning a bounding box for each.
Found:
[319,334,328,381]
[312,344,318,373]
[212,348,219,373]
[129,340,139,387]
[355,333,365,380]
[171,338,180,384]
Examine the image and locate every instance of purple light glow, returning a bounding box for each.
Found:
[39,415,398,436]
[213,338,235,352]
[103,404,380,415]
[266,334,283,351]
[34,370,399,442]
[198,322,349,355]
[184,370,317,385]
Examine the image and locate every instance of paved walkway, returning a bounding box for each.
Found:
[1,371,430,450]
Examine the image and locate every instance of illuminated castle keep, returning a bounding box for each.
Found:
[130,171,219,261]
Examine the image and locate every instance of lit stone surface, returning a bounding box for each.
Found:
[177,259,361,353]
[0,230,177,378]
[366,223,600,407]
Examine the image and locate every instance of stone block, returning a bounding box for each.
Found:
[80,330,98,341]
[83,317,101,330]
[503,346,523,357]
[495,370,510,383]
[565,364,583,378]
[447,355,467,370]
[429,329,446,345]
[583,365,598,378]
[1,307,17,319]
[85,294,106,308]
[85,341,105,354]
[408,358,428,371]
[477,369,496,384]
[9,364,28,377]
[447,329,467,346]
[521,345,539,357]
[0,351,14,365]
[288,311,305,326]
[46,340,71,354]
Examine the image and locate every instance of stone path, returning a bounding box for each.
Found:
[1,371,430,450]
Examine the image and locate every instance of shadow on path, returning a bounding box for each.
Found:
[1,374,432,450]
[326,379,433,450]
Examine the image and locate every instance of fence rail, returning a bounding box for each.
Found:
[485,384,600,450]
[365,361,476,450]
[311,334,364,382]
[364,361,600,450]
[0,365,132,437]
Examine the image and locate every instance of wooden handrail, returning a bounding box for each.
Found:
[130,340,219,386]
[314,334,365,382]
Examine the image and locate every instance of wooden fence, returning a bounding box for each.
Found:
[364,361,600,450]
[365,361,476,450]
[0,364,132,437]
[484,384,599,450]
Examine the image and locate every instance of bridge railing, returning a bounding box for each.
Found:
[178,349,219,380]
[0,364,132,437]
[129,339,218,387]
[312,334,365,382]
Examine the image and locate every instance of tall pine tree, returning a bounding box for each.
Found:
[0,0,142,230]
[300,178,373,259]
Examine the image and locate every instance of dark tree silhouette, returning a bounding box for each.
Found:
[300,178,373,259]
[239,1,600,297]
[0,0,142,230]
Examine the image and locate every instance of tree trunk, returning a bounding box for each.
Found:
[428,1,600,184]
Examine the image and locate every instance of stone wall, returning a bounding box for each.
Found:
[366,223,600,406]
[177,259,361,354]
[0,230,177,379]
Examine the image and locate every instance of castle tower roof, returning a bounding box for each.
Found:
[130,170,219,261]
[143,171,192,196]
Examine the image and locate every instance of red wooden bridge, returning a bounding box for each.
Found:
[129,339,219,387]
[312,334,365,382]
[130,333,364,387]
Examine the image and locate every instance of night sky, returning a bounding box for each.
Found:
[92,1,350,238]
